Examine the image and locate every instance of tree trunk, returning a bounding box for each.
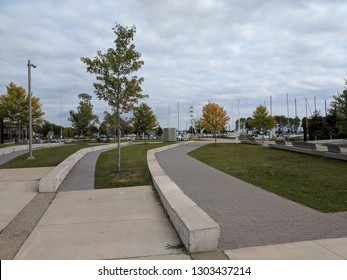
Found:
[117,124,121,173]
[116,96,121,174]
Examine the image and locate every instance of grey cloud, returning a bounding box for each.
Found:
[1,0,346,128]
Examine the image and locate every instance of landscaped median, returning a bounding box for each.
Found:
[147,142,220,253]
[0,142,64,156]
[39,142,132,192]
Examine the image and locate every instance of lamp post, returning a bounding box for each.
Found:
[27,60,37,160]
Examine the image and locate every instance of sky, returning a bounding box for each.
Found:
[1,0,347,130]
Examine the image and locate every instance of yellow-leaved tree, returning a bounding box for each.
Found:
[248,105,276,142]
[201,102,230,144]
[0,82,44,140]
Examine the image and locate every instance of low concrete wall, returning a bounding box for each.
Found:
[268,143,347,161]
[39,143,131,193]
[0,142,64,156]
[147,142,220,253]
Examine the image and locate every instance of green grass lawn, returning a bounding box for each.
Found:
[95,143,169,188]
[188,143,347,212]
[0,143,105,168]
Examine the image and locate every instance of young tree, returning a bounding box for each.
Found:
[248,105,276,141]
[330,80,347,137]
[325,110,340,139]
[132,103,157,143]
[62,127,74,138]
[37,120,61,140]
[200,102,230,144]
[68,93,98,138]
[194,118,203,134]
[156,126,163,137]
[308,111,330,140]
[81,23,147,173]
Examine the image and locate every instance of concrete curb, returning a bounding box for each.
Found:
[39,142,131,193]
[0,142,64,156]
[147,142,220,253]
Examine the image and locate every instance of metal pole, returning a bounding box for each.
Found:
[270,95,272,116]
[324,99,327,117]
[27,60,36,160]
[295,97,297,118]
[286,93,289,125]
[305,97,308,142]
[177,102,179,132]
[237,99,240,133]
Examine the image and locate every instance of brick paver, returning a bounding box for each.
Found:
[155,142,347,250]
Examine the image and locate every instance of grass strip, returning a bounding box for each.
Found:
[188,143,347,212]
[95,143,169,188]
[0,143,105,169]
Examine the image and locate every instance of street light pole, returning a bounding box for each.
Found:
[27,60,37,160]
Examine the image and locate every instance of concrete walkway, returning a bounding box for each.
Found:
[15,186,189,260]
[0,167,55,259]
[155,142,347,251]
[1,148,189,260]
[0,150,28,165]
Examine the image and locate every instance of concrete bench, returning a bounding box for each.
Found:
[241,138,261,145]
[325,143,341,153]
[147,143,220,253]
[292,142,316,150]
[275,140,286,146]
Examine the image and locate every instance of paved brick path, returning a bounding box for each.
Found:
[156,142,347,250]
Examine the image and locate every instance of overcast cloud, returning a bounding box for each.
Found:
[1,0,347,129]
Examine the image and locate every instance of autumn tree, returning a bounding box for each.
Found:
[0,82,44,140]
[81,23,147,173]
[132,103,157,142]
[68,93,98,138]
[248,105,276,141]
[201,102,230,144]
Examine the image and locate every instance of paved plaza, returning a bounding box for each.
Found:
[1,142,347,259]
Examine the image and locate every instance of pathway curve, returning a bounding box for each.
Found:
[57,148,113,192]
[155,142,347,250]
[0,150,28,165]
